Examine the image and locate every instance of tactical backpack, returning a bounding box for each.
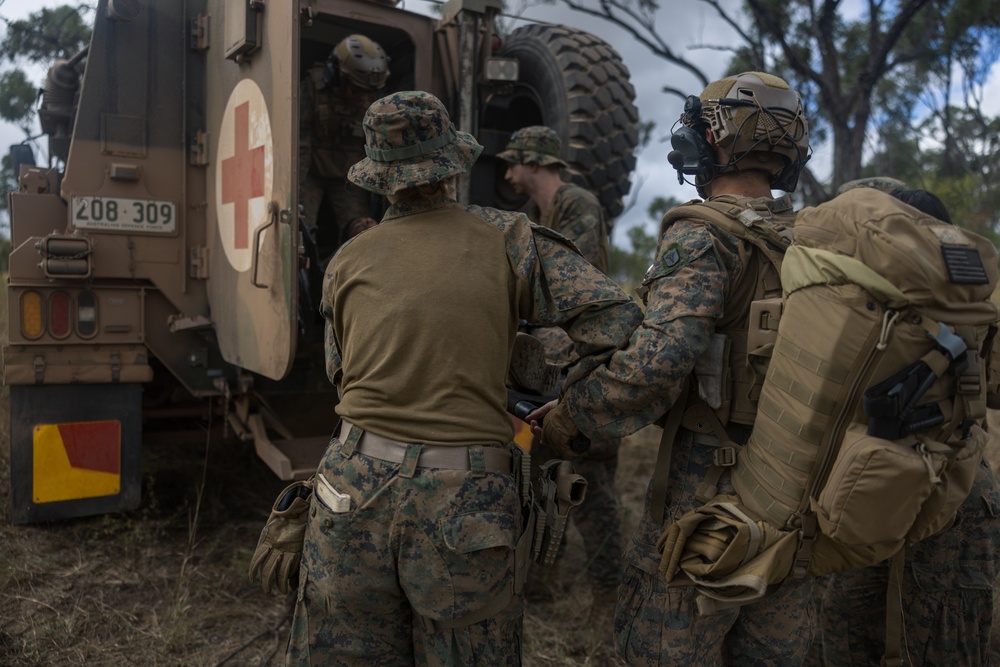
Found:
[657,189,998,640]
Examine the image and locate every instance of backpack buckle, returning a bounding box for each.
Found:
[713,446,737,467]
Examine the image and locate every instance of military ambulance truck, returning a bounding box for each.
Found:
[4,0,638,523]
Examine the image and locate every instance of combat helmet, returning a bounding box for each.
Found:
[332,35,390,90]
[668,71,810,194]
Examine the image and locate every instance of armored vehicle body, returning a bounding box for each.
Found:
[4,0,638,522]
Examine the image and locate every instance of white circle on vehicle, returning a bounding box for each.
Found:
[215,78,274,272]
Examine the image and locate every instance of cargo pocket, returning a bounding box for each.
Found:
[614,562,658,664]
[405,510,516,622]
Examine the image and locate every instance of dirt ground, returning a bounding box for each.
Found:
[0,385,656,666]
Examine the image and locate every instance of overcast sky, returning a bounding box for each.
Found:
[2,0,998,245]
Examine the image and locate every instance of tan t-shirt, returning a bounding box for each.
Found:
[325,200,519,445]
[321,194,643,446]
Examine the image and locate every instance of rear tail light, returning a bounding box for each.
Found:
[49,292,71,339]
[20,291,44,339]
[76,291,98,338]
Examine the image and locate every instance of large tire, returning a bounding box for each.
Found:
[497,24,639,221]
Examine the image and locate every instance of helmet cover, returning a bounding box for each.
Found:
[333,35,390,90]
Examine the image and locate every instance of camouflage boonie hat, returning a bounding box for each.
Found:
[837,176,907,195]
[347,91,483,195]
[497,126,568,167]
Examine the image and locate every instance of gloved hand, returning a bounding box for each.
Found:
[248,477,313,595]
[541,401,582,457]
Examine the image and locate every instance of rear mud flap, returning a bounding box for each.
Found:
[9,384,142,524]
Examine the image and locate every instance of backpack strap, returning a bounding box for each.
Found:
[690,397,743,503]
[651,379,691,524]
[881,549,906,667]
[651,199,792,525]
[660,198,792,278]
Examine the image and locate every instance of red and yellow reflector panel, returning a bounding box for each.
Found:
[33,420,121,503]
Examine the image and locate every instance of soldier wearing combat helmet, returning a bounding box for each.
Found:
[282,91,642,666]
[299,34,389,251]
[528,72,816,665]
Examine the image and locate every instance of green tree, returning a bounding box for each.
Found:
[0,4,92,132]
[552,0,1000,203]
[609,196,679,286]
[0,3,92,231]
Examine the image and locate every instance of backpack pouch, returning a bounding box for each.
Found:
[815,423,949,547]
[905,423,985,544]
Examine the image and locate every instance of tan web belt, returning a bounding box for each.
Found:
[338,420,513,474]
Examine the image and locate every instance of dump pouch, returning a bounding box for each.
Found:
[531,459,587,566]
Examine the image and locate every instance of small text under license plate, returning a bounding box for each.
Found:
[71,196,177,234]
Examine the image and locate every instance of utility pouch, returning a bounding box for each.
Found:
[694,333,730,409]
[531,460,588,567]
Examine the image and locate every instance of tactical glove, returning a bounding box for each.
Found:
[541,402,582,457]
[248,477,313,596]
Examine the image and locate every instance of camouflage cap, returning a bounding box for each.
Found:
[837,177,908,195]
[497,126,568,168]
[347,91,483,195]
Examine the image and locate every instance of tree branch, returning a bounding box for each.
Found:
[561,0,710,86]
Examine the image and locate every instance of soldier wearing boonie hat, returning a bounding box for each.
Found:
[497,125,569,168]
[285,91,644,666]
[498,125,620,638]
[498,125,608,271]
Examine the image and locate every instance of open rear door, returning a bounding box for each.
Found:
[205,2,299,380]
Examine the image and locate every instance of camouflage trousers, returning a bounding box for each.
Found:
[806,458,1000,667]
[285,427,524,666]
[531,436,623,593]
[615,430,816,666]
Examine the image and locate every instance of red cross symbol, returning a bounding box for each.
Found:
[221,101,265,249]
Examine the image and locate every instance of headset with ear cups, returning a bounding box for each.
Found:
[666,95,717,186]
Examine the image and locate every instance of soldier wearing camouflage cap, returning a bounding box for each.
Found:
[499,125,621,637]
[499,125,609,272]
[299,34,390,253]
[284,91,643,666]
[528,72,816,665]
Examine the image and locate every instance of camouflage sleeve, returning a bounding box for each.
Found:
[475,205,643,380]
[299,79,314,181]
[987,323,1000,410]
[320,256,343,391]
[561,218,733,439]
[555,189,608,273]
